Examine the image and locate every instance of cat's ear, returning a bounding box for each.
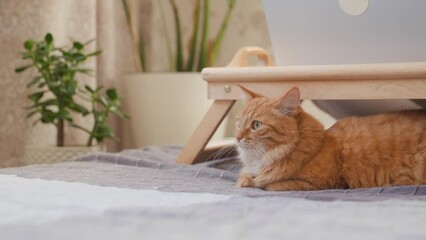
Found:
[274,87,301,115]
[238,84,262,100]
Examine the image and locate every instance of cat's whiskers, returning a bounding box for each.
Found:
[206,144,235,162]
[252,141,266,159]
[223,146,238,160]
[207,147,224,161]
[239,139,252,148]
[220,141,239,160]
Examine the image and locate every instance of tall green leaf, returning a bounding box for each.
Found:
[169,0,184,71]
[186,0,201,71]
[158,0,174,70]
[197,0,210,71]
[209,0,237,66]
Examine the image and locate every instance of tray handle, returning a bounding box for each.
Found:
[226,46,275,67]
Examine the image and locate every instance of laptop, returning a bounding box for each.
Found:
[263,0,426,66]
[262,0,426,117]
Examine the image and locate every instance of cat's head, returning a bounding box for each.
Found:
[235,86,302,154]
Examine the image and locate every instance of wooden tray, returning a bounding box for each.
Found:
[176,47,426,164]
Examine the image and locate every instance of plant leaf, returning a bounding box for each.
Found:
[30,99,58,108]
[27,91,44,102]
[45,33,53,44]
[70,68,92,74]
[15,64,33,73]
[26,110,39,119]
[65,80,77,95]
[73,53,86,62]
[106,88,118,101]
[24,40,34,51]
[197,0,210,71]
[68,102,89,115]
[209,0,237,66]
[85,85,95,93]
[73,41,84,50]
[83,38,96,46]
[41,109,56,123]
[86,50,102,57]
[169,0,184,71]
[94,125,114,141]
[26,76,42,88]
[99,96,109,108]
[186,0,201,71]
[70,123,91,134]
[58,109,72,121]
[111,109,130,119]
[32,118,41,126]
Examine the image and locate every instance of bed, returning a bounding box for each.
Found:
[1,146,425,240]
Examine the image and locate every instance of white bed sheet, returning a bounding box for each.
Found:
[1,174,426,240]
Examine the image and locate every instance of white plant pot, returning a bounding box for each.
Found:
[122,73,230,148]
[24,145,106,165]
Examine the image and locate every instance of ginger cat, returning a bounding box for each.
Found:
[235,86,426,191]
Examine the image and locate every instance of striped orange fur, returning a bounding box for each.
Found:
[235,86,426,191]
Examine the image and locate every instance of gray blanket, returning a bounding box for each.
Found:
[1,146,426,240]
[1,145,424,201]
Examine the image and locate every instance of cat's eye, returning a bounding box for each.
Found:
[251,120,263,130]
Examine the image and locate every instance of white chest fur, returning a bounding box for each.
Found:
[238,149,265,176]
[238,144,292,176]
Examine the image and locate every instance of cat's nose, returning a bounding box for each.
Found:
[236,136,243,142]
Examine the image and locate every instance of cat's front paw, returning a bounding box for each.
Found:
[236,174,255,188]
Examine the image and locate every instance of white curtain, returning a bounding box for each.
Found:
[0,0,138,166]
[0,0,271,167]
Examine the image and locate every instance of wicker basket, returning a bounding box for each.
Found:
[24,145,106,165]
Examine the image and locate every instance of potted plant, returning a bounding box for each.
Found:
[15,33,128,164]
[121,0,237,147]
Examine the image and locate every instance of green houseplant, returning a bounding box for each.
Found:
[122,0,237,72]
[121,0,237,147]
[15,33,128,164]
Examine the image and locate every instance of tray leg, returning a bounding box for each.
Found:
[176,100,236,164]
